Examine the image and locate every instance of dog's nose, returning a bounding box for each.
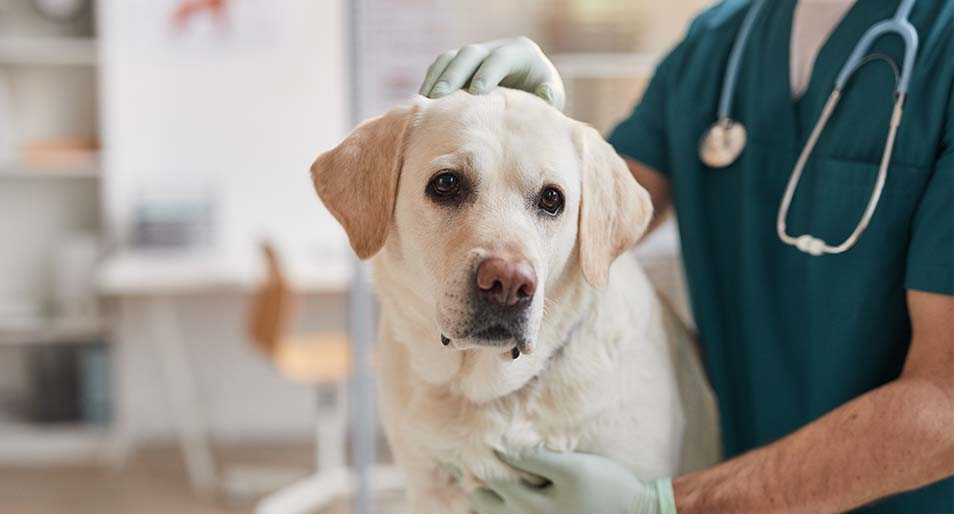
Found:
[476,257,536,307]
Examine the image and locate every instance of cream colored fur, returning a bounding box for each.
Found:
[311,89,720,514]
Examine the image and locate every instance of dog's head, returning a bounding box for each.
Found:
[311,90,651,393]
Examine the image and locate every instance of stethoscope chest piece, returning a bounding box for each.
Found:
[700,118,747,168]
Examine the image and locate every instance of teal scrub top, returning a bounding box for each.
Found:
[607,1,953,512]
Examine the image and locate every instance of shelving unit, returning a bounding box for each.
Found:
[0,0,108,466]
[0,421,108,465]
[0,162,100,179]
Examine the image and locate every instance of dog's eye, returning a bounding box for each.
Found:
[538,187,564,216]
[427,171,462,201]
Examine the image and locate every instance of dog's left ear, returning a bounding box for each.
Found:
[574,124,653,288]
[310,103,418,259]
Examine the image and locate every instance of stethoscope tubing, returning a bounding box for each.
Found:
[776,91,905,256]
[835,0,919,93]
[717,0,767,120]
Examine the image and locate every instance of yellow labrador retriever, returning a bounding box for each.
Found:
[311,89,719,513]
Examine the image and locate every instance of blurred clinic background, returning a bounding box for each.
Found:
[0,0,708,513]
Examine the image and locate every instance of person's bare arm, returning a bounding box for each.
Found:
[674,290,954,514]
[625,157,672,236]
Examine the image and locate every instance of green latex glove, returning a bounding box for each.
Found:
[469,449,677,514]
[419,37,566,110]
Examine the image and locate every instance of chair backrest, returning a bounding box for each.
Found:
[247,243,296,356]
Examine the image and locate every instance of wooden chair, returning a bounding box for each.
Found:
[247,244,351,384]
[243,244,401,514]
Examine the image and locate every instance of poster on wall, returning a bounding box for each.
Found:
[114,0,289,51]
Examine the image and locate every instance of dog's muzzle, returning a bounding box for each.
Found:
[441,256,537,359]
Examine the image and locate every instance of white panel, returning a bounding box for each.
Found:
[98,0,349,254]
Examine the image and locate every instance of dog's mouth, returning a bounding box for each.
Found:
[471,325,514,341]
[442,324,533,360]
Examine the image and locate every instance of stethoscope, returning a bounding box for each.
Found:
[699,0,919,256]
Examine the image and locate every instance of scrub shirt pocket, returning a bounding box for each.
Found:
[806,156,927,250]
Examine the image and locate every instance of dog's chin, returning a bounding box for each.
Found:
[469,325,516,344]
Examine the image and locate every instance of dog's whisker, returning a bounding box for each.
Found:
[542,297,562,319]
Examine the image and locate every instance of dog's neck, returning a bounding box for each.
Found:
[372,253,600,404]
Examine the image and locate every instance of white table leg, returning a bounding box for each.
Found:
[146,296,217,496]
[104,298,137,470]
[316,382,349,473]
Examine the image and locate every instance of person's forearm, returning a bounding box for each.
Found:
[673,375,954,514]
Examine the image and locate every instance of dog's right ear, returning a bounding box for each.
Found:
[310,104,418,259]
[574,123,653,288]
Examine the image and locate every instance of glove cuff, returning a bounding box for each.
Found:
[655,478,678,514]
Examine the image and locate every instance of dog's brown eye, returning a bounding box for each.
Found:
[427,172,462,200]
[538,187,564,216]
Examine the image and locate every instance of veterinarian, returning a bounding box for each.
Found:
[418,1,953,513]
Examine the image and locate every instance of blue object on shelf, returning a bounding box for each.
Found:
[80,342,111,425]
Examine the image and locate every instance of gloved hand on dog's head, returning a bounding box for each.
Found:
[419,37,566,111]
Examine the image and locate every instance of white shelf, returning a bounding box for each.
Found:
[0,163,100,179]
[0,316,109,346]
[0,422,109,465]
[0,37,97,66]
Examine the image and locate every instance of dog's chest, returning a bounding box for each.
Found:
[401,330,680,490]
[422,389,586,491]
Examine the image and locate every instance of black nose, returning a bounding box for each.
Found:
[475,257,536,308]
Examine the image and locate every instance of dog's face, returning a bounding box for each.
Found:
[393,92,587,358]
[311,90,651,381]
